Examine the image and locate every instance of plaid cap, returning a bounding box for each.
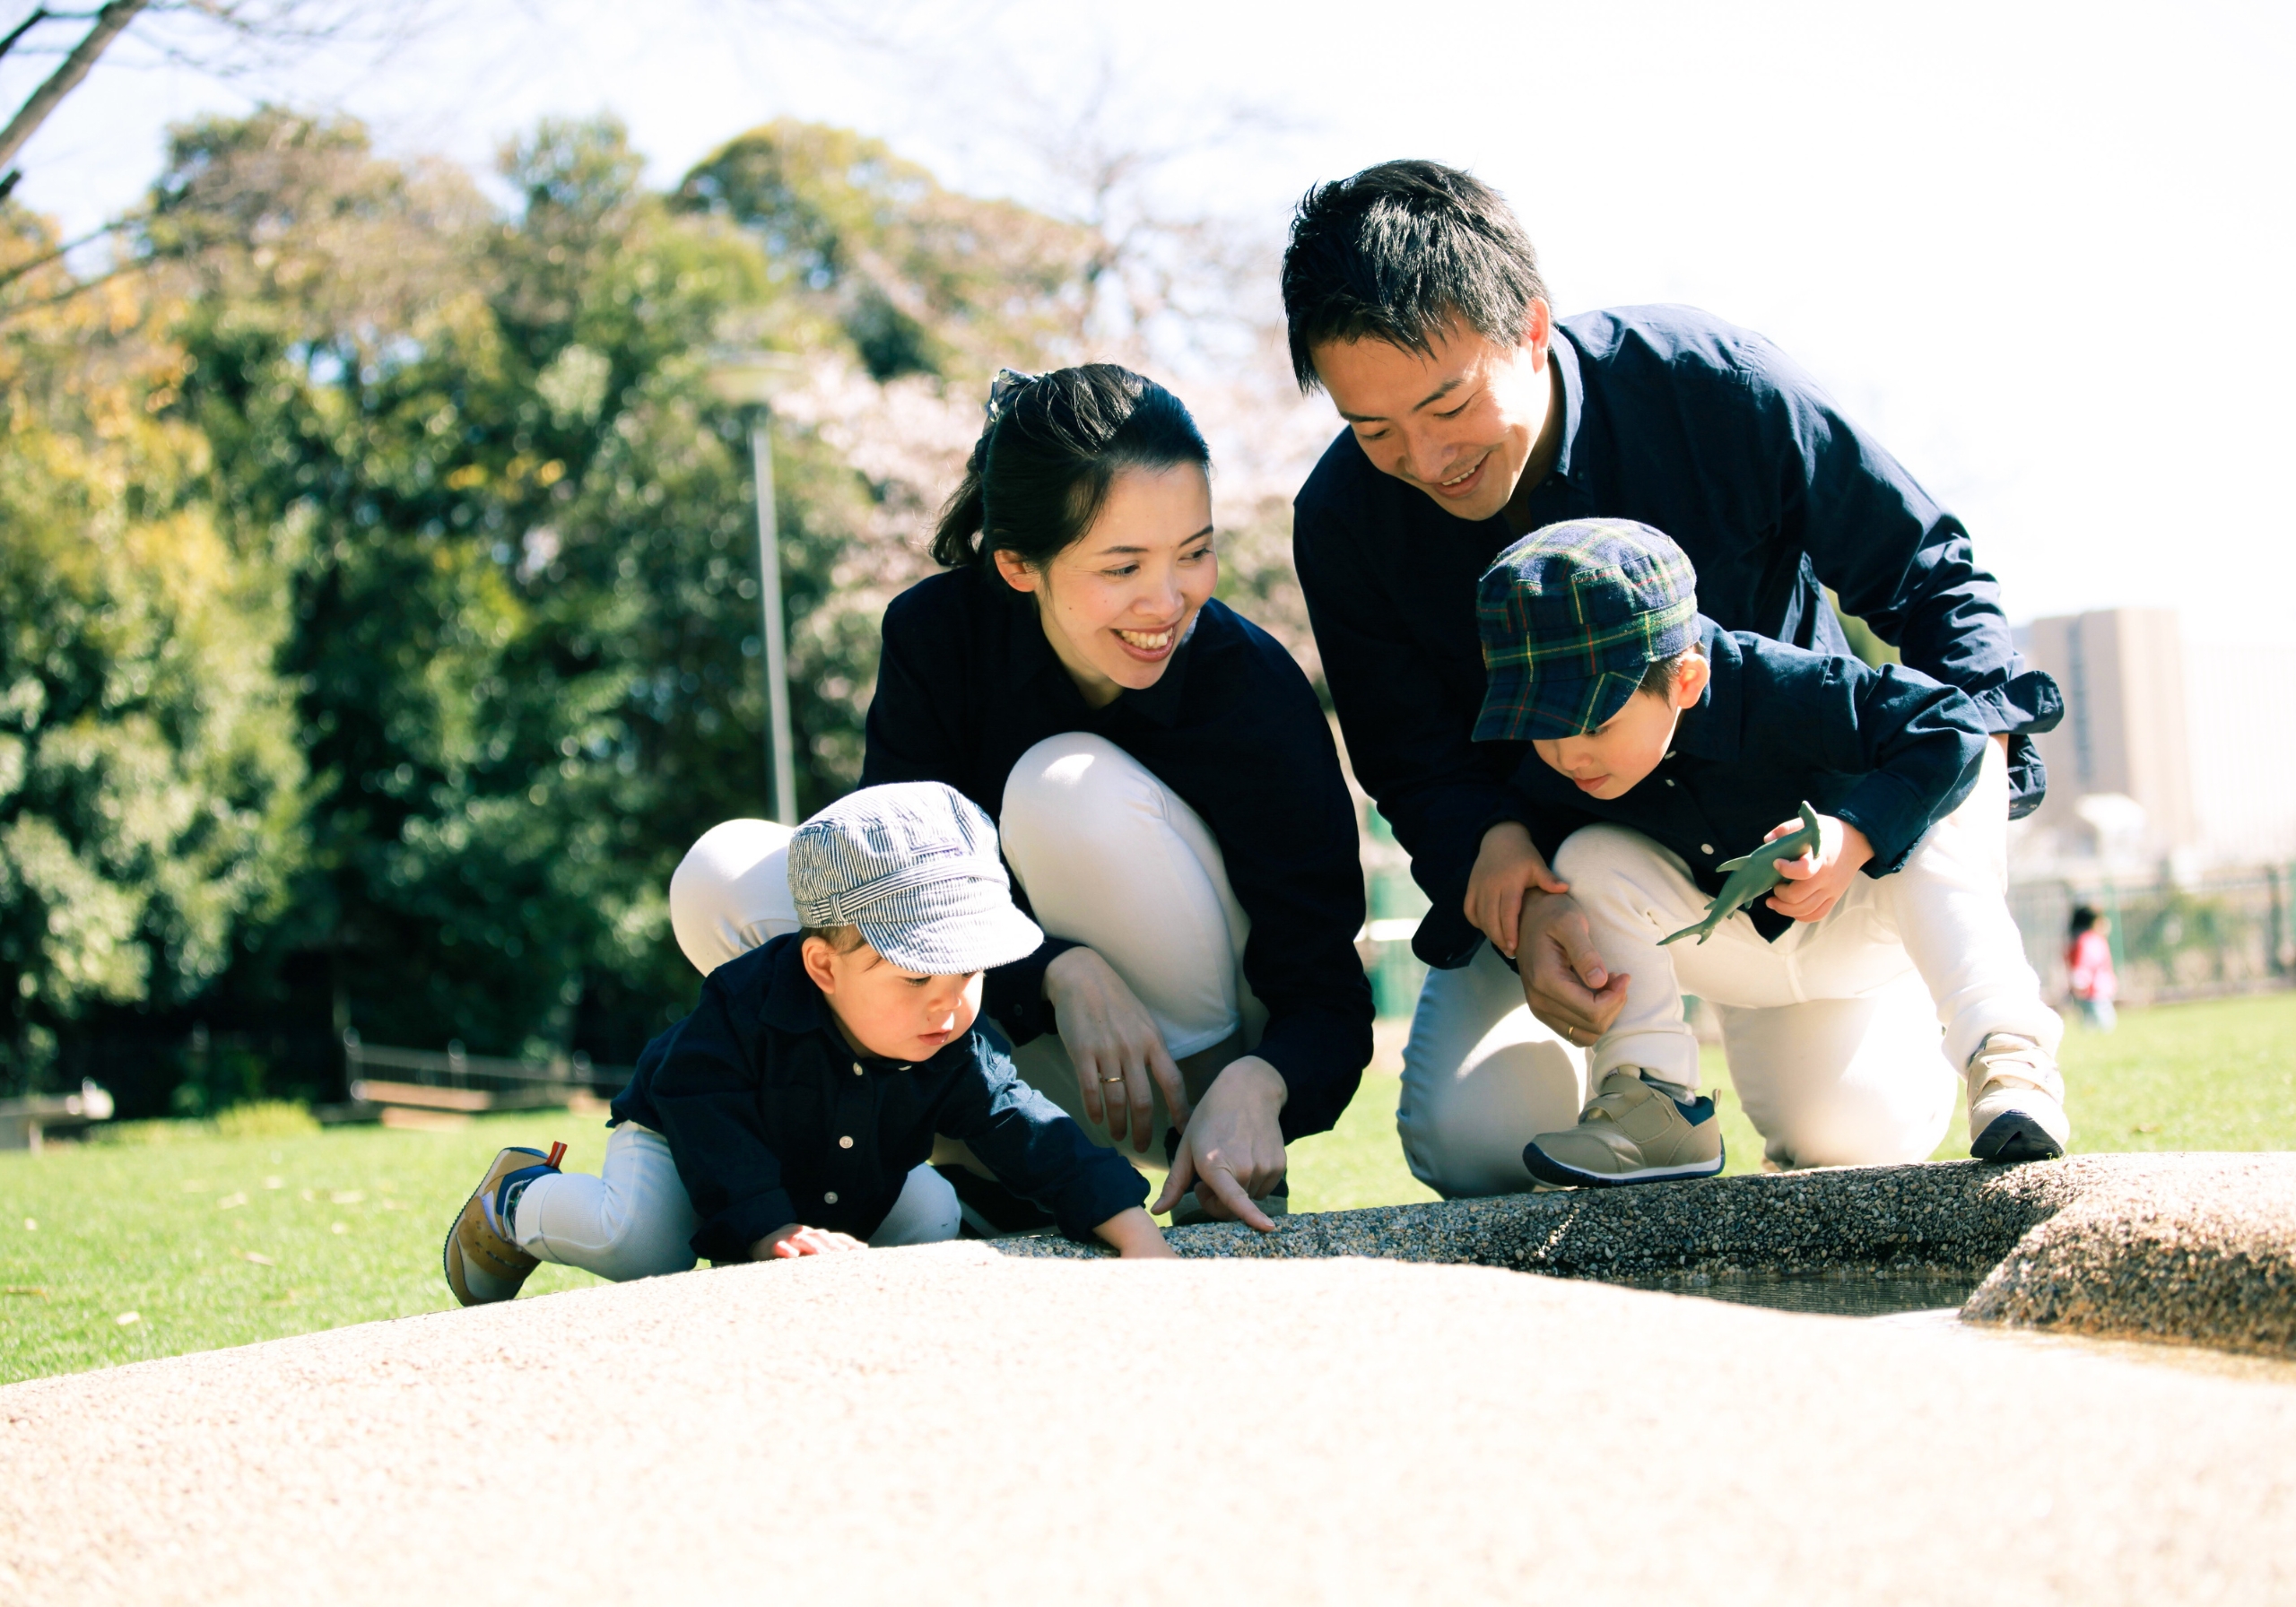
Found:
[1474,518,1700,742]
[787,783,1043,976]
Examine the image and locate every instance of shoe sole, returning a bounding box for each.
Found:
[1970,1111,2065,1163]
[1523,1141,1726,1190]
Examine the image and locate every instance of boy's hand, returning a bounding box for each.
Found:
[1152,1055,1286,1232]
[1764,813,1874,924]
[752,1222,867,1260]
[1465,821,1570,960]
[1093,1205,1178,1259]
[1044,947,1190,1151]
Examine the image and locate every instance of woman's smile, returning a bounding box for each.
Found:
[1113,621,1180,660]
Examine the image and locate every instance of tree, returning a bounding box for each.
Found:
[0,201,303,1095]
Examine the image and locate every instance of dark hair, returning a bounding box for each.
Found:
[1638,644,1704,699]
[2068,905,2101,937]
[1281,160,1549,391]
[799,924,865,955]
[930,364,1212,570]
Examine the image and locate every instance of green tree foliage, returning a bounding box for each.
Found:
[101,109,1091,1079]
[0,210,304,1093]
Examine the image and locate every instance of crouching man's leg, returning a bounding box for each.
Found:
[1396,941,1585,1199]
[1518,826,1739,1187]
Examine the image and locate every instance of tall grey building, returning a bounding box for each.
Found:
[2020,609,2195,856]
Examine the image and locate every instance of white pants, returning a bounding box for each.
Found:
[512,1123,961,1280]
[667,735,1257,1157]
[1398,741,2052,1186]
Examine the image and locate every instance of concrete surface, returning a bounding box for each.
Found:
[1007,1153,2296,1356]
[4,1244,2294,1605]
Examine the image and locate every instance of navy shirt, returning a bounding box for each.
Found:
[862,566,1373,1143]
[1504,621,1987,942]
[1293,304,2061,968]
[613,933,1148,1258]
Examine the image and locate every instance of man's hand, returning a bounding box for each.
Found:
[752,1222,867,1260]
[1465,821,1570,960]
[1044,947,1190,1152]
[1093,1205,1178,1259]
[1764,813,1874,924]
[1515,890,1630,1048]
[1151,1055,1287,1233]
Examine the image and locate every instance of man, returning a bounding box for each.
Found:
[1283,160,2060,1196]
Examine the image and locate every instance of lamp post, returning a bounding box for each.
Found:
[705,351,804,826]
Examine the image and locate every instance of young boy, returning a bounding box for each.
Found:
[444,782,1171,1305]
[1468,518,2069,1186]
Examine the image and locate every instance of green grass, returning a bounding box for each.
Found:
[6,990,2294,1387]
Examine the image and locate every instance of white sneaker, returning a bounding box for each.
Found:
[1966,1033,2069,1162]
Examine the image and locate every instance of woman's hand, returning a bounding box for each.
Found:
[1764,813,1874,924]
[1152,1055,1287,1232]
[1043,946,1190,1152]
[1464,821,1570,960]
[752,1222,867,1260]
[1093,1205,1178,1259]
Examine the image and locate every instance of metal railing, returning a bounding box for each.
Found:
[2008,867,2296,1007]
[341,1030,631,1095]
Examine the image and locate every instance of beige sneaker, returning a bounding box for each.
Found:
[442,1142,564,1307]
[1967,1033,2069,1162]
[1523,1069,1725,1188]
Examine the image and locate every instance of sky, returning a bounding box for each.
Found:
[5,0,2292,632]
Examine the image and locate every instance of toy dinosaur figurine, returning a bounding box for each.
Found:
[1659,802,1825,946]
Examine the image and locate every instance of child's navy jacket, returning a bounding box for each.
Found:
[612,934,1148,1260]
[1500,620,1987,943]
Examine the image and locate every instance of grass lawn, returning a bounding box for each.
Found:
[6,990,2293,1387]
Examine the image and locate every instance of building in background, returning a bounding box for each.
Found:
[2018,609,2196,866]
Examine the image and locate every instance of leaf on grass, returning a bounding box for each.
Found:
[179,1180,208,1193]
[264,1177,283,1189]
[330,1222,348,1235]
[115,1311,141,1326]
[216,1192,248,1211]
[20,1218,34,1232]
[241,1251,275,1267]
[2,1286,48,1299]
[328,1190,365,1205]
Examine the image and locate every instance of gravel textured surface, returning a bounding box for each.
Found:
[1002,1154,2296,1355]
[1965,1154,2296,1358]
[4,1243,2293,1606]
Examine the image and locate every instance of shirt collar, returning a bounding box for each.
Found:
[1669,618,1740,763]
[1546,330,1587,484]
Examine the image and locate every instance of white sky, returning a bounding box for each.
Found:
[7,0,2292,629]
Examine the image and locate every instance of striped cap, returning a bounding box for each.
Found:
[787,783,1044,975]
[1474,518,1700,742]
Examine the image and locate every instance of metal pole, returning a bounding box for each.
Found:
[750,413,796,826]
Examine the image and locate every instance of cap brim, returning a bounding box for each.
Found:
[1473,668,1640,743]
[856,903,1046,977]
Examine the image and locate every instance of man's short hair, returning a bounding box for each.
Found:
[1281,159,1548,391]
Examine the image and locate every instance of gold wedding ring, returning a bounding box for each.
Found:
[1100,1073,1126,1083]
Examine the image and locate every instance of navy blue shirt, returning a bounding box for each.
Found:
[862,567,1373,1143]
[613,934,1148,1258]
[1502,621,1987,942]
[1293,304,2061,967]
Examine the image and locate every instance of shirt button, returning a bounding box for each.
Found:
[1665,779,1676,787]
[851,1063,862,1076]
[839,1135,854,1149]
[823,1191,839,1204]
[1700,843,1715,856]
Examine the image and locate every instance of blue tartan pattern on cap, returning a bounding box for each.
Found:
[1474,519,1700,742]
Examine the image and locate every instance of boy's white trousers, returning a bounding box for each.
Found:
[1398,740,2059,1191]
[515,734,1252,1276]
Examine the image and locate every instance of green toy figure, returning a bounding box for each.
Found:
[1658,803,1824,946]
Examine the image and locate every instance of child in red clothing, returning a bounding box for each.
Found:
[2066,906,2118,1032]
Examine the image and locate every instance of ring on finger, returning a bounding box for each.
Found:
[1100,1073,1126,1083]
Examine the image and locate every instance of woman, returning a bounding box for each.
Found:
[672,365,1372,1228]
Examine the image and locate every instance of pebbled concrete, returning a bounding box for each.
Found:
[1000,1153,2296,1357]
[4,1244,2294,1606]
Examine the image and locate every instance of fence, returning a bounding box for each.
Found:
[2008,867,2296,1007]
